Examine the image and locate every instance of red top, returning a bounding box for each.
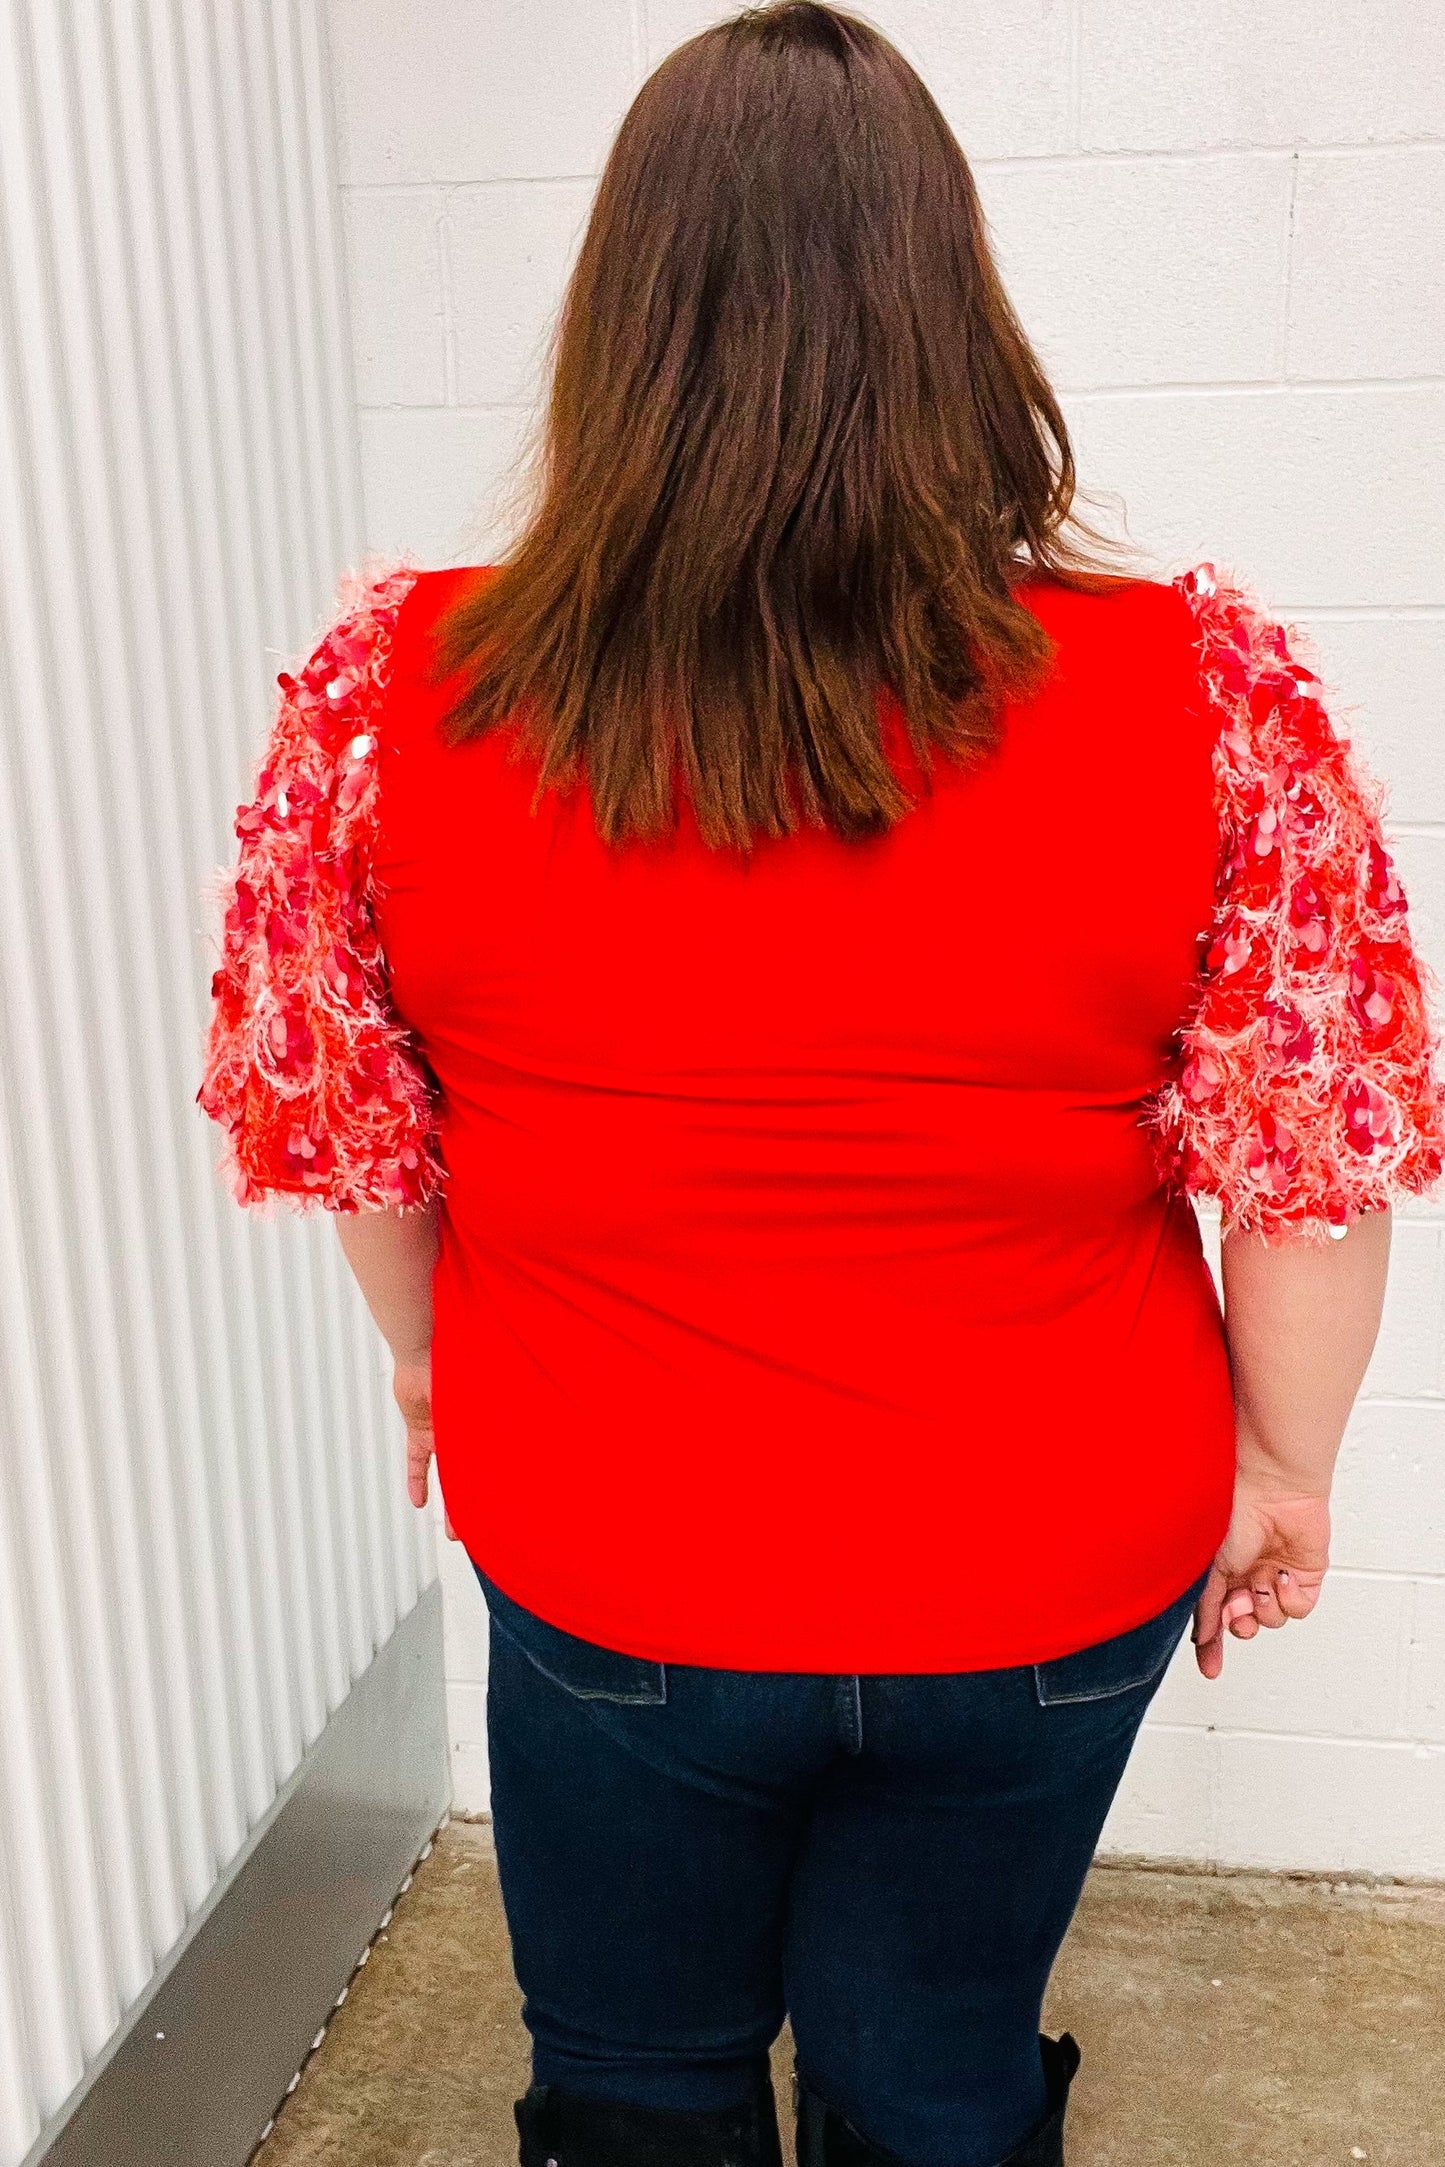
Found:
[200,562,1444,1671]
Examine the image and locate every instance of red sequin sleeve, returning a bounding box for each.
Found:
[197,561,445,1213]
[1150,563,1445,1242]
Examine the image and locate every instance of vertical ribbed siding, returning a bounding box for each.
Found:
[0,4,434,2159]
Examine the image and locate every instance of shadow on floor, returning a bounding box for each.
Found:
[256,1821,1445,2166]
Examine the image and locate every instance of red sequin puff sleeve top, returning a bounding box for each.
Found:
[198,559,1445,1673]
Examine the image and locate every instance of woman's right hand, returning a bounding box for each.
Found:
[394,1349,458,1540]
[1192,1474,1330,1679]
[1199,1213,1390,1682]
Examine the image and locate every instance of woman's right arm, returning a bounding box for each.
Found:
[1194,1209,1391,1677]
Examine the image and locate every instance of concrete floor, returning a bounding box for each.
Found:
[255,1821,1445,2166]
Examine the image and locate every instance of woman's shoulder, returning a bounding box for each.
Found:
[308,557,496,659]
[267,558,496,744]
[385,561,497,698]
[396,560,495,618]
[1019,560,1339,711]
[1017,564,1197,633]
[1013,566,1216,721]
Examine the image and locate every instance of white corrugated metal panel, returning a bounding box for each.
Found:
[0,3,434,2157]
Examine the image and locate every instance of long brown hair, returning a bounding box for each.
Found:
[434,1,1125,847]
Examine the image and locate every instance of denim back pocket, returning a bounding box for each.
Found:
[475,1566,668,1705]
[1033,1569,1209,1708]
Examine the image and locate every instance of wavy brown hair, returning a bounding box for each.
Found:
[433,0,1125,847]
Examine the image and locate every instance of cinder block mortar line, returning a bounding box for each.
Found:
[338,140,1445,199]
[1275,148,1299,379]
[1143,1720,1445,1751]
[1287,139,1445,161]
[353,378,1445,410]
[357,399,533,416]
[1203,1703,1221,1853]
[981,139,1445,170]
[1065,374,1445,399]
[1323,1566,1445,1587]
[436,198,456,405]
[366,381,1445,416]
[1295,604,1445,620]
[341,175,601,197]
[1403,1574,1425,1743]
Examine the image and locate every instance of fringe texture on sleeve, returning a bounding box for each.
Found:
[1149,563,1445,1241]
[197,559,445,1213]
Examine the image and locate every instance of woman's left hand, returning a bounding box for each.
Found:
[1192,1473,1330,1678]
[394,1350,458,1539]
[332,1206,450,1533]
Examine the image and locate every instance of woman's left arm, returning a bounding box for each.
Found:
[198,560,442,1214]
[1153,565,1445,1669]
[199,562,451,1525]
[335,1204,450,1522]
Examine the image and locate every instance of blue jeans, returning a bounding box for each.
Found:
[475,1563,1208,2167]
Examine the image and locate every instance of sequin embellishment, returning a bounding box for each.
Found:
[1149,564,1444,1239]
[198,560,443,1212]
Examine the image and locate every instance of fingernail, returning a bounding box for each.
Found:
[1277,1569,1291,1584]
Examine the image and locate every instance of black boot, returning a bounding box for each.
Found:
[794,2032,1081,2167]
[515,2071,785,2167]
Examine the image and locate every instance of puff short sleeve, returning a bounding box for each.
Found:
[1150,563,1445,1241]
[198,561,444,1213]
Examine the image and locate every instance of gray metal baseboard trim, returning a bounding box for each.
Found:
[27,1580,449,2167]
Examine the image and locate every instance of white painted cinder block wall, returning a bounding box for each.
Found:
[327,1,1445,1876]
